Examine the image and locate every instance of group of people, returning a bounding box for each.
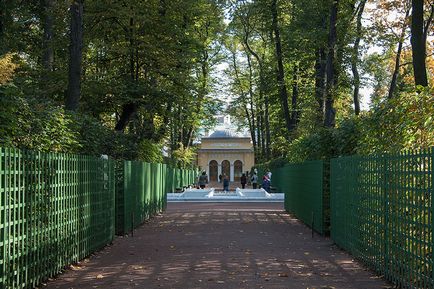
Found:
[197,169,272,192]
[236,170,272,192]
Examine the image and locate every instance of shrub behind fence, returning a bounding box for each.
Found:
[331,148,433,288]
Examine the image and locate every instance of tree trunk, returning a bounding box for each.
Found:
[154,101,172,141]
[0,1,3,41]
[411,0,428,87]
[0,0,8,54]
[258,110,266,160]
[264,91,271,159]
[243,36,270,158]
[315,48,326,123]
[232,50,256,153]
[184,48,209,148]
[351,0,366,115]
[271,0,292,136]
[115,15,139,132]
[324,0,339,128]
[65,0,84,111]
[129,17,135,81]
[250,90,257,160]
[115,103,137,131]
[291,64,299,129]
[41,0,54,72]
[388,7,410,99]
[245,51,258,157]
[255,75,263,162]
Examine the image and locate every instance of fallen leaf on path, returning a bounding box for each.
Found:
[96,274,104,279]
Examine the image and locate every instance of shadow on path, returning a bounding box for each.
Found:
[46,203,391,289]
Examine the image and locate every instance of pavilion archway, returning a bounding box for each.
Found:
[221,160,230,180]
[234,160,243,182]
[209,160,218,182]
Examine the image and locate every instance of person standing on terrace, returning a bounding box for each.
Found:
[198,171,208,189]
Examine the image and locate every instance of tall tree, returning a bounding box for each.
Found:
[239,2,271,157]
[351,0,366,115]
[291,64,299,126]
[410,0,428,87]
[315,48,326,120]
[270,0,292,135]
[388,5,411,99]
[41,0,54,73]
[0,0,5,51]
[324,0,339,127]
[66,0,84,111]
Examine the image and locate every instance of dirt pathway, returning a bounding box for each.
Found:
[45,203,391,289]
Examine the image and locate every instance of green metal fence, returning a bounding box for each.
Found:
[272,161,325,234]
[0,148,115,289]
[115,163,197,235]
[331,148,433,288]
[0,146,199,288]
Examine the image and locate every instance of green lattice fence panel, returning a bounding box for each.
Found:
[150,163,158,216]
[144,162,151,220]
[181,169,187,188]
[174,169,181,190]
[167,167,174,192]
[156,163,163,214]
[115,160,125,235]
[116,161,153,234]
[115,161,197,235]
[331,148,433,288]
[0,148,115,289]
[272,161,325,234]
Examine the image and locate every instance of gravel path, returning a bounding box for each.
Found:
[45,203,391,289]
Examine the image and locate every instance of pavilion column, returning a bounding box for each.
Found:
[217,163,222,182]
[206,164,209,179]
[230,162,235,182]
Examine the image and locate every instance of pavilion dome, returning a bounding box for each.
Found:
[207,129,243,138]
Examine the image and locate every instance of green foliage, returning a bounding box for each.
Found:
[137,139,164,164]
[0,85,79,152]
[0,83,140,157]
[172,143,196,168]
[358,87,434,153]
[1,0,432,165]
[272,87,433,165]
[0,0,225,163]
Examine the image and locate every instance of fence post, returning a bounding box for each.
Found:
[431,147,434,286]
[311,211,314,238]
[0,148,5,288]
[383,154,389,277]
